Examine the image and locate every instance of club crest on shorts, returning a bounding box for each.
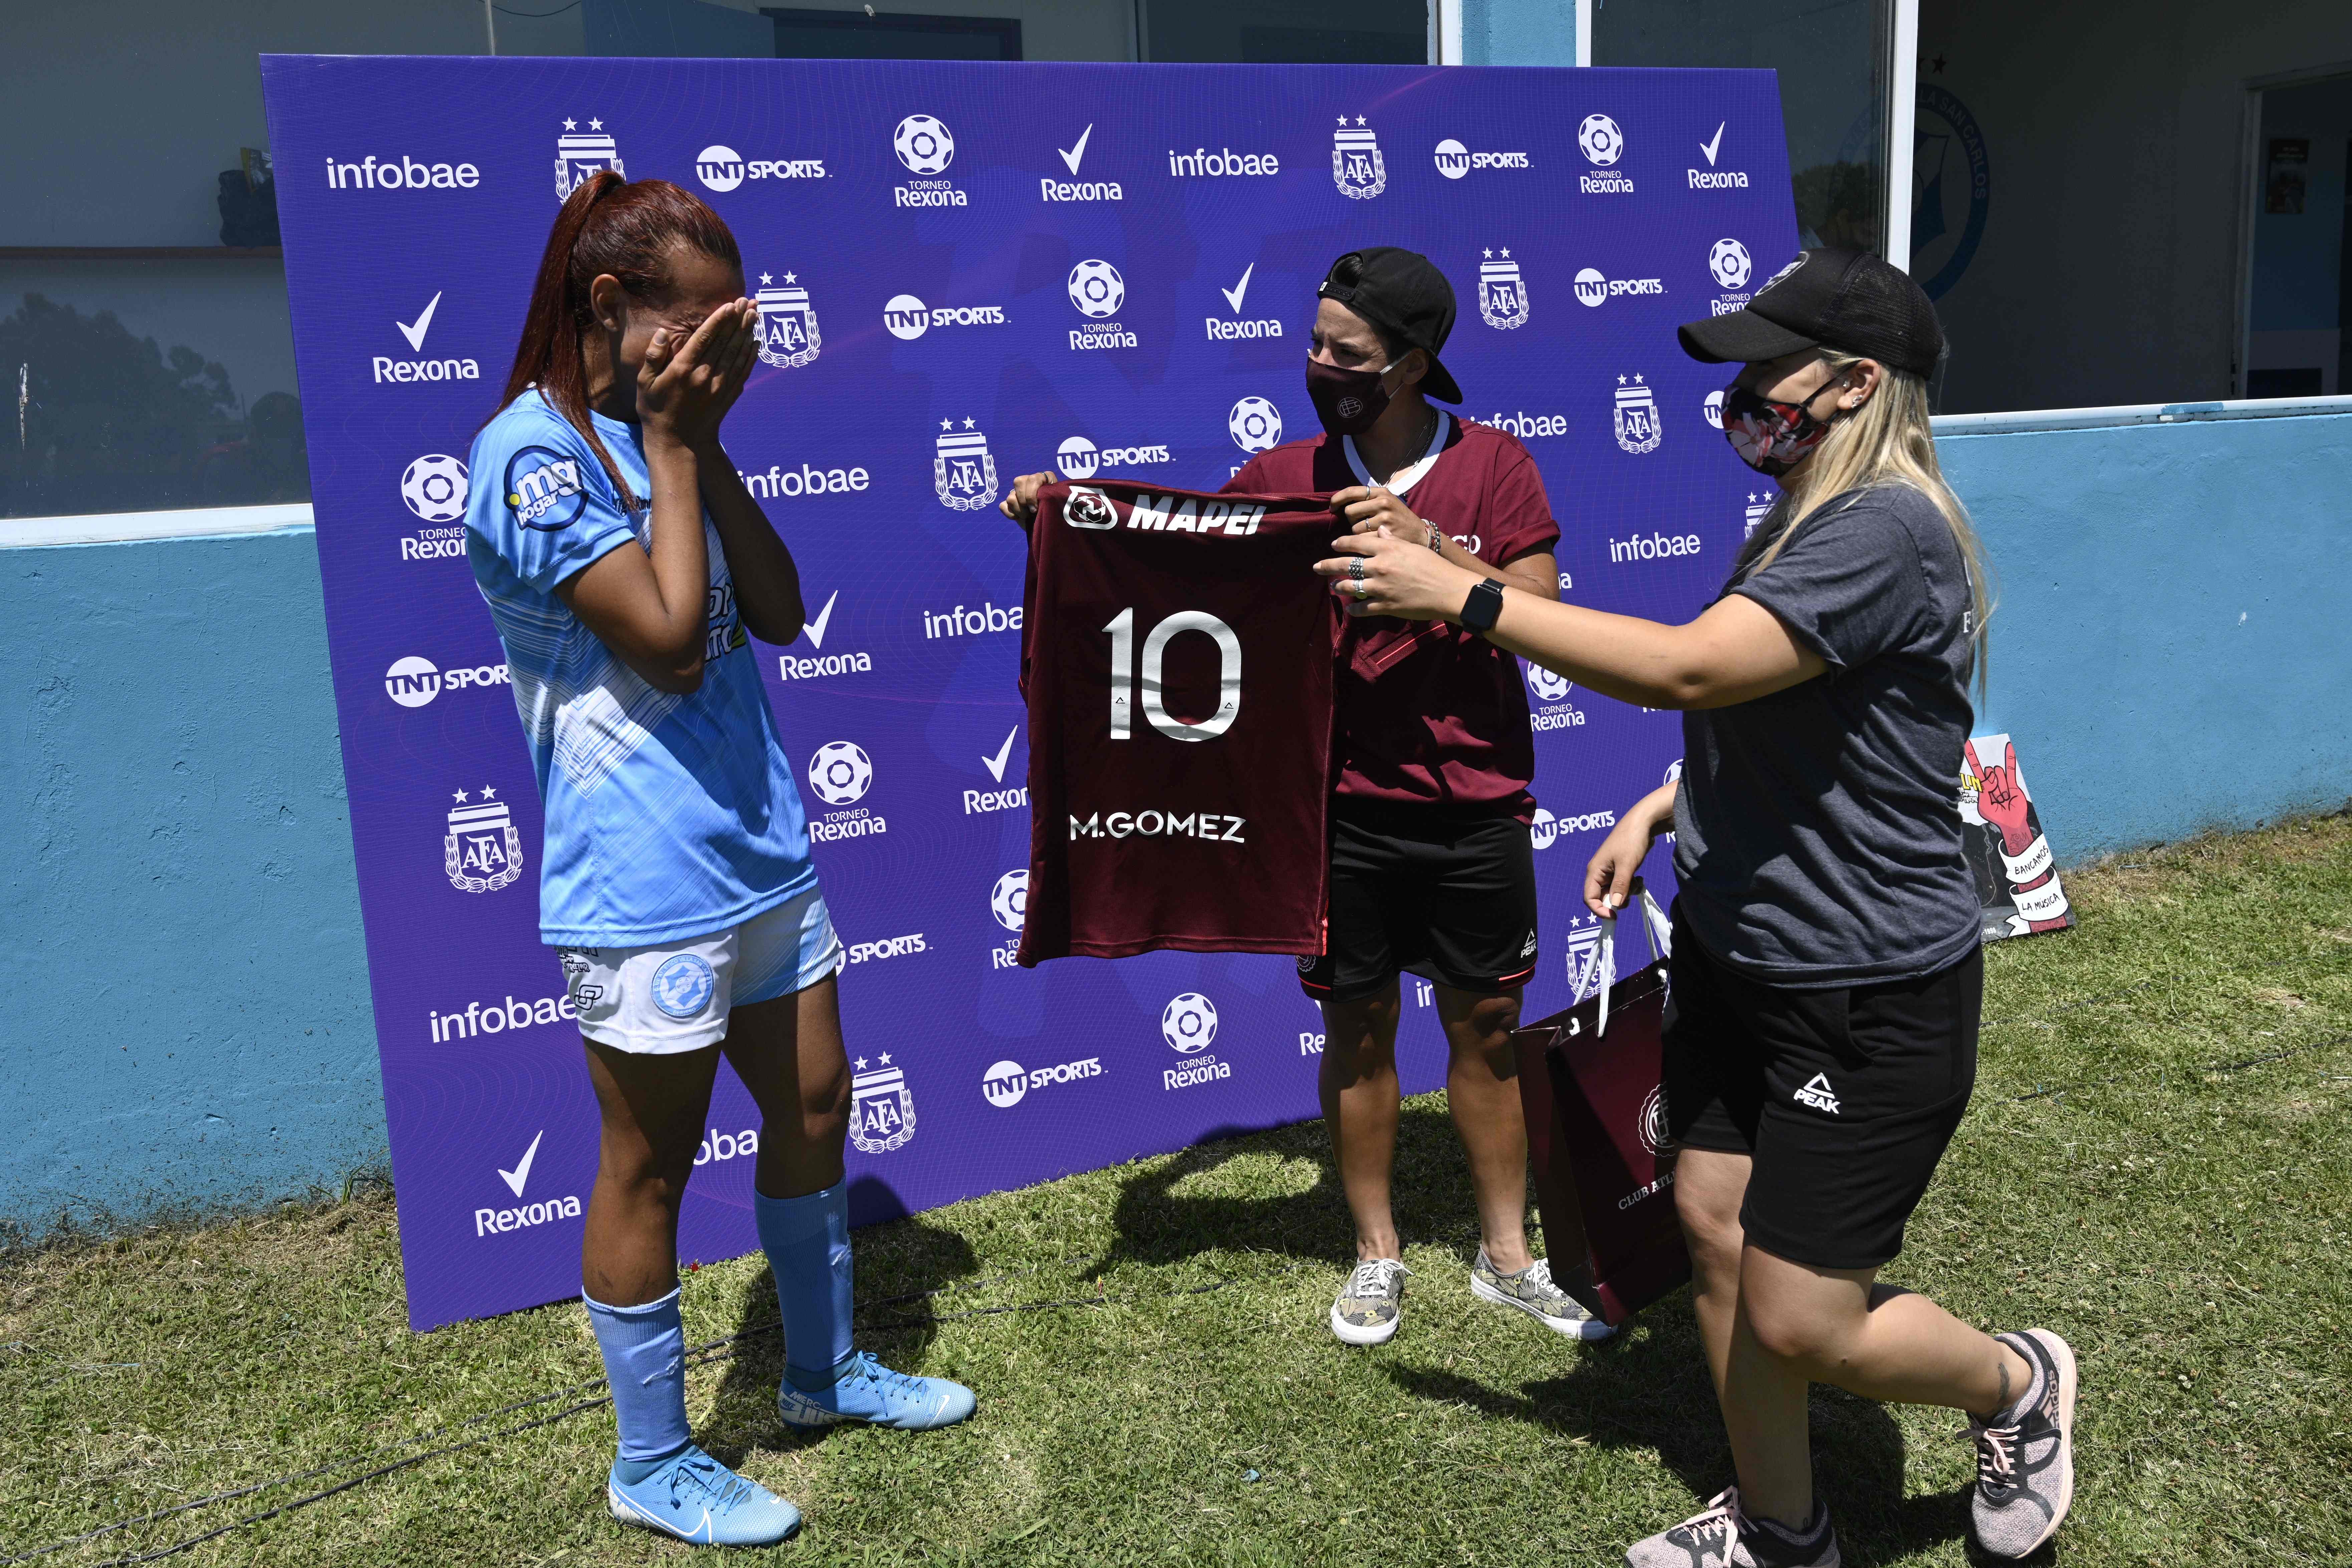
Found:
[1478,249,1530,329]
[1636,1084,1668,1154]
[754,272,820,369]
[935,419,998,510]
[651,954,716,1019]
[848,1054,916,1153]
[1332,117,1385,199]
[445,787,523,893]
[555,118,623,201]
[1612,374,1662,455]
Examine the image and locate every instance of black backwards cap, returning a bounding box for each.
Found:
[1318,247,1465,404]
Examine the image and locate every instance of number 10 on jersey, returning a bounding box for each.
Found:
[1103,609,1242,742]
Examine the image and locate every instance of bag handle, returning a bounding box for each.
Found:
[1573,882,1673,1037]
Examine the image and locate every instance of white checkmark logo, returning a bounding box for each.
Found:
[982,726,1018,783]
[1221,262,1254,314]
[801,589,839,650]
[1700,123,1725,166]
[1058,124,1093,176]
[497,1129,543,1198]
[395,290,442,353]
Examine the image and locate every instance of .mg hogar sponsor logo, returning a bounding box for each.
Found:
[506,446,587,530]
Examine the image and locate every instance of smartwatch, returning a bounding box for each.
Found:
[1459,577,1505,633]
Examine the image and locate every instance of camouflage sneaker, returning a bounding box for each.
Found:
[1965,1329,2078,1558]
[1469,1250,1616,1341]
[1328,1258,1411,1345]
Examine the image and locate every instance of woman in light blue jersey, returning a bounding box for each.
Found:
[465,172,972,1551]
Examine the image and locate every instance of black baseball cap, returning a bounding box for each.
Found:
[1318,247,1464,404]
[1678,248,1946,378]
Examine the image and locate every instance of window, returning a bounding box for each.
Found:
[2246,75,2352,398]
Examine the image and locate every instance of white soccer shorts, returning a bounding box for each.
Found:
[558,885,844,1055]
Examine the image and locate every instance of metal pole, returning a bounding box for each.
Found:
[1884,0,1918,269]
[1575,0,1592,66]
[484,0,499,55]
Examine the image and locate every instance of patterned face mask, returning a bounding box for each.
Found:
[1719,380,1834,476]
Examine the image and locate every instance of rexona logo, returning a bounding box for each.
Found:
[554,118,622,201]
[847,934,927,965]
[754,272,820,369]
[892,114,966,206]
[1066,259,1135,351]
[1208,262,1283,341]
[1612,374,1663,456]
[377,290,478,384]
[966,726,1026,815]
[444,786,524,893]
[1167,146,1279,177]
[385,656,507,708]
[1042,123,1121,202]
[1523,660,1585,732]
[476,1130,582,1238]
[1055,435,1172,479]
[1433,137,1532,179]
[325,153,479,191]
[693,144,825,193]
[1610,529,1704,564]
[883,294,1006,341]
[1707,238,1755,314]
[981,1056,1104,1110]
[1483,410,1568,439]
[1703,389,1726,429]
[1572,268,1666,308]
[806,740,886,845]
[1577,114,1634,194]
[1331,116,1385,199]
[933,418,998,511]
[777,590,874,682]
[1161,991,1233,1091]
[1229,397,1283,453]
[849,1054,916,1153]
[1477,249,1530,329]
[1689,121,1750,189]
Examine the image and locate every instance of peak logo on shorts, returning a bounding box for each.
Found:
[892,114,967,206]
[885,295,1006,341]
[444,785,524,893]
[1707,239,1755,314]
[1055,435,1172,480]
[694,145,825,192]
[754,272,820,368]
[1572,268,1665,307]
[325,153,480,191]
[506,446,589,530]
[849,1054,916,1152]
[555,118,622,201]
[1689,122,1750,189]
[1433,138,1531,179]
[385,656,508,708]
[1477,249,1530,329]
[982,1056,1104,1109]
[1229,397,1282,453]
[1793,1073,1841,1115]
[1331,116,1385,199]
[1612,374,1662,455]
[1577,114,1635,194]
[934,418,998,510]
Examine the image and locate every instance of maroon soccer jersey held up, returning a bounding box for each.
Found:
[1017,480,1339,964]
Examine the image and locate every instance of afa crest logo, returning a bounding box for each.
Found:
[754,272,820,369]
[1332,117,1385,200]
[1478,249,1530,329]
[1612,374,1663,455]
[848,1054,916,1154]
[934,419,998,510]
[555,118,623,201]
[444,787,523,894]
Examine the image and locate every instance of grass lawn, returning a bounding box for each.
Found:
[5,814,2352,1566]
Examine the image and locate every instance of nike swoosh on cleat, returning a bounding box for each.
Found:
[982,726,1017,783]
[1221,262,1254,314]
[1700,123,1725,165]
[395,291,442,352]
[1057,124,1093,175]
[801,589,839,650]
[497,1129,542,1197]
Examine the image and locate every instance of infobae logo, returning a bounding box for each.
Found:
[1167,145,1280,177]
[1577,114,1634,195]
[431,991,576,1044]
[385,656,508,708]
[324,153,479,191]
[1433,138,1531,179]
[693,144,825,192]
[1572,268,1665,307]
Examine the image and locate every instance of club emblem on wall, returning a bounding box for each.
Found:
[1332,117,1385,199]
[445,788,524,893]
[1478,249,1530,329]
[754,273,820,369]
[555,119,623,201]
[848,1054,916,1154]
[935,419,998,510]
[1613,374,1662,455]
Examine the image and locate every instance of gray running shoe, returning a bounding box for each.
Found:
[1469,1249,1617,1341]
[1966,1329,2078,1558]
[1623,1488,1839,1568]
[1328,1258,1411,1346]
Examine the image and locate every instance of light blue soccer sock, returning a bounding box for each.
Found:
[754,1182,856,1391]
[583,1287,693,1482]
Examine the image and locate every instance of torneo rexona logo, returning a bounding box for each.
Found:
[1228,397,1282,453]
[807,740,875,806]
[1577,114,1624,166]
[934,418,998,510]
[445,786,524,893]
[506,446,588,530]
[893,114,955,175]
[1525,662,1574,703]
[555,118,622,201]
[1067,259,1125,318]
[401,454,469,522]
[651,954,716,1019]
[1065,486,1119,529]
[754,271,820,368]
[1477,249,1530,329]
[990,868,1029,932]
[1160,993,1218,1055]
[1708,238,1753,291]
[1332,116,1385,199]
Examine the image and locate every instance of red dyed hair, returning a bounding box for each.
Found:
[494,172,742,508]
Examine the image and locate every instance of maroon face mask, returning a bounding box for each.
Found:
[1306,357,1398,436]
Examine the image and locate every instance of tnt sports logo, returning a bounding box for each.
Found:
[1433,138,1531,179]
[981,1055,1104,1110]
[990,868,1029,932]
[385,656,507,708]
[1161,993,1218,1054]
[1612,375,1662,455]
[694,145,825,192]
[1704,389,1726,428]
[849,1054,916,1154]
[1578,114,1625,165]
[1056,436,1169,481]
[886,295,1006,341]
[894,114,955,174]
[400,455,468,522]
[555,119,622,201]
[651,954,716,1019]
[444,786,523,893]
[755,273,819,368]
[935,419,998,510]
[1229,397,1282,453]
[1708,238,1753,291]
[1332,116,1384,199]
[1525,663,1573,703]
[505,446,588,531]
[1477,249,1529,329]
[1068,259,1125,318]
[1573,268,1665,308]
[1530,808,1559,851]
[807,741,874,806]
[1065,487,1119,529]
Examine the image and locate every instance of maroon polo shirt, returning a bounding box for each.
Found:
[1227,416,1559,820]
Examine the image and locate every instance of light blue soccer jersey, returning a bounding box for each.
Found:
[465,390,814,946]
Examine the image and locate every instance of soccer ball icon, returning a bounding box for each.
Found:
[1525,663,1573,703]
[1577,114,1624,166]
[401,454,469,522]
[990,869,1029,932]
[1709,238,1753,290]
[1068,259,1125,319]
[807,740,874,806]
[1228,396,1282,453]
[893,114,955,175]
[1160,992,1218,1054]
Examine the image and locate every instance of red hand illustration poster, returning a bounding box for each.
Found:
[1959,734,2075,940]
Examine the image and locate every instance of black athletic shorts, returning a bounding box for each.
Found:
[1662,904,1981,1271]
[1297,798,1538,1005]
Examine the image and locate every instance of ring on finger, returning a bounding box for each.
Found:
[1349,557,1366,581]
[1352,580,1370,599]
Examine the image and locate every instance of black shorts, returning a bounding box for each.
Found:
[1662,906,1981,1271]
[1297,799,1538,1005]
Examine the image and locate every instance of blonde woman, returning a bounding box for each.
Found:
[1315,250,2077,1567]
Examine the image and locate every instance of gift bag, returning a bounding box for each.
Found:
[1509,889,1689,1326]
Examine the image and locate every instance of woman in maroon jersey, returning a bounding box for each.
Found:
[1005,247,1610,1349]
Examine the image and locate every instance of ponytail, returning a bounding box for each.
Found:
[494,172,742,510]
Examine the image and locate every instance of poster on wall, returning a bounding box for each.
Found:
[1960,734,2074,940]
[260,53,1797,1329]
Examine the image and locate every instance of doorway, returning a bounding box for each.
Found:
[2246,73,2352,398]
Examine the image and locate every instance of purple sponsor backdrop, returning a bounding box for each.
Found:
[258,54,1796,1330]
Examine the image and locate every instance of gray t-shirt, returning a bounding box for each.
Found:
[1671,483,1982,986]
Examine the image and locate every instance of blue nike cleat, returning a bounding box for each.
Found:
[606,1443,802,1546]
[776,1351,977,1431]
